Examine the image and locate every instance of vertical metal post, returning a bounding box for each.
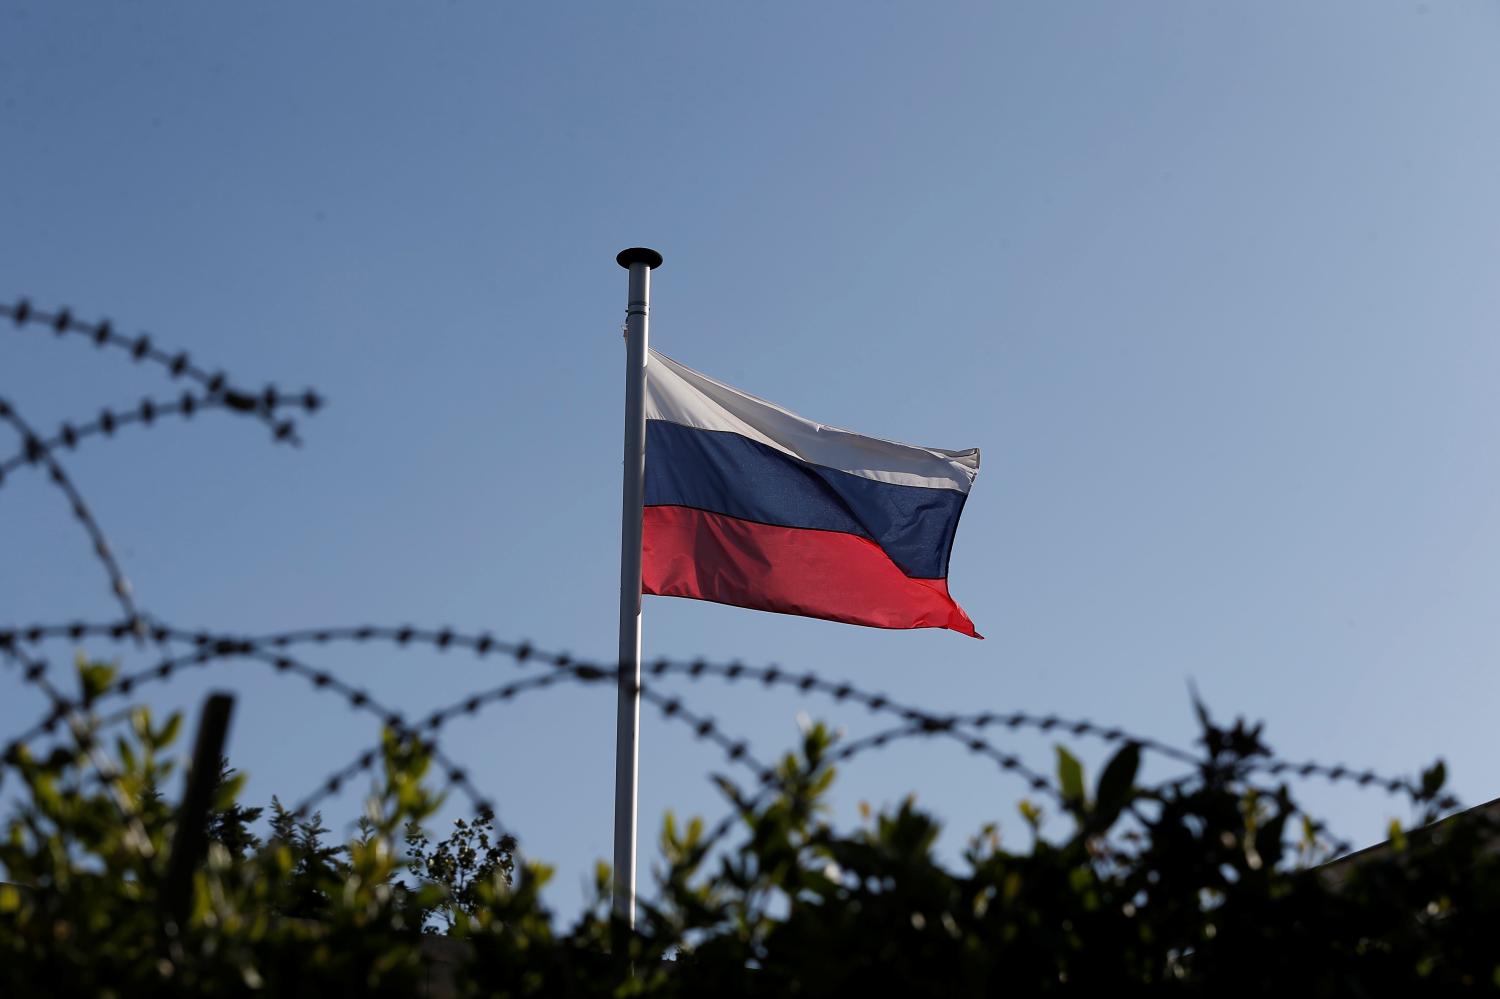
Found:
[613,247,661,926]
[164,691,235,932]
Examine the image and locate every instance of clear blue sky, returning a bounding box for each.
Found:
[4,2,1499,914]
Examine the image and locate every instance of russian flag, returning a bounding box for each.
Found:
[641,350,982,638]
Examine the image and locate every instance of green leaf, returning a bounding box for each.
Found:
[157,712,183,748]
[77,659,116,704]
[131,706,152,742]
[115,736,137,774]
[1056,746,1085,811]
[1092,742,1140,830]
[1420,760,1447,799]
[1257,805,1292,870]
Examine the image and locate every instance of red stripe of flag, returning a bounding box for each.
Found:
[642,505,981,638]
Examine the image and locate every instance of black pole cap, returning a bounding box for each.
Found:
[616,247,664,269]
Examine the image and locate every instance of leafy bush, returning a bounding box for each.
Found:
[2,659,1498,996]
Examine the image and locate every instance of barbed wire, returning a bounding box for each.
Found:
[1,615,1464,890]
[1,618,1458,830]
[0,631,504,832]
[291,672,578,818]
[0,622,1062,881]
[0,397,140,627]
[225,630,1464,813]
[0,300,324,654]
[1,299,314,445]
[4,622,1073,798]
[0,390,322,483]
[0,622,783,823]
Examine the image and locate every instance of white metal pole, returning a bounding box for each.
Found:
[613,246,661,926]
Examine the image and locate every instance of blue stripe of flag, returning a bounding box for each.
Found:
[644,420,966,580]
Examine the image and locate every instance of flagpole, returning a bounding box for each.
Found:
[614,246,661,927]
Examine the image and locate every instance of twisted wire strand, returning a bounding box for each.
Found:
[939,708,1198,766]
[1149,758,1460,820]
[221,632,1184,777]
[824,718,1066,797]
[239,630,1430,816]
[291,663,779,819]
[294,672,580,817]
[0,633,501,834]
[0,398,140,628]
[13,623,1079,811]
[2,623,944,857]
[181,628,1151,794]
[1,299,313,445]
[0,623,771,841]
[645,657,1192,786]
[0,619,1459,819]
[0,390,322,483]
